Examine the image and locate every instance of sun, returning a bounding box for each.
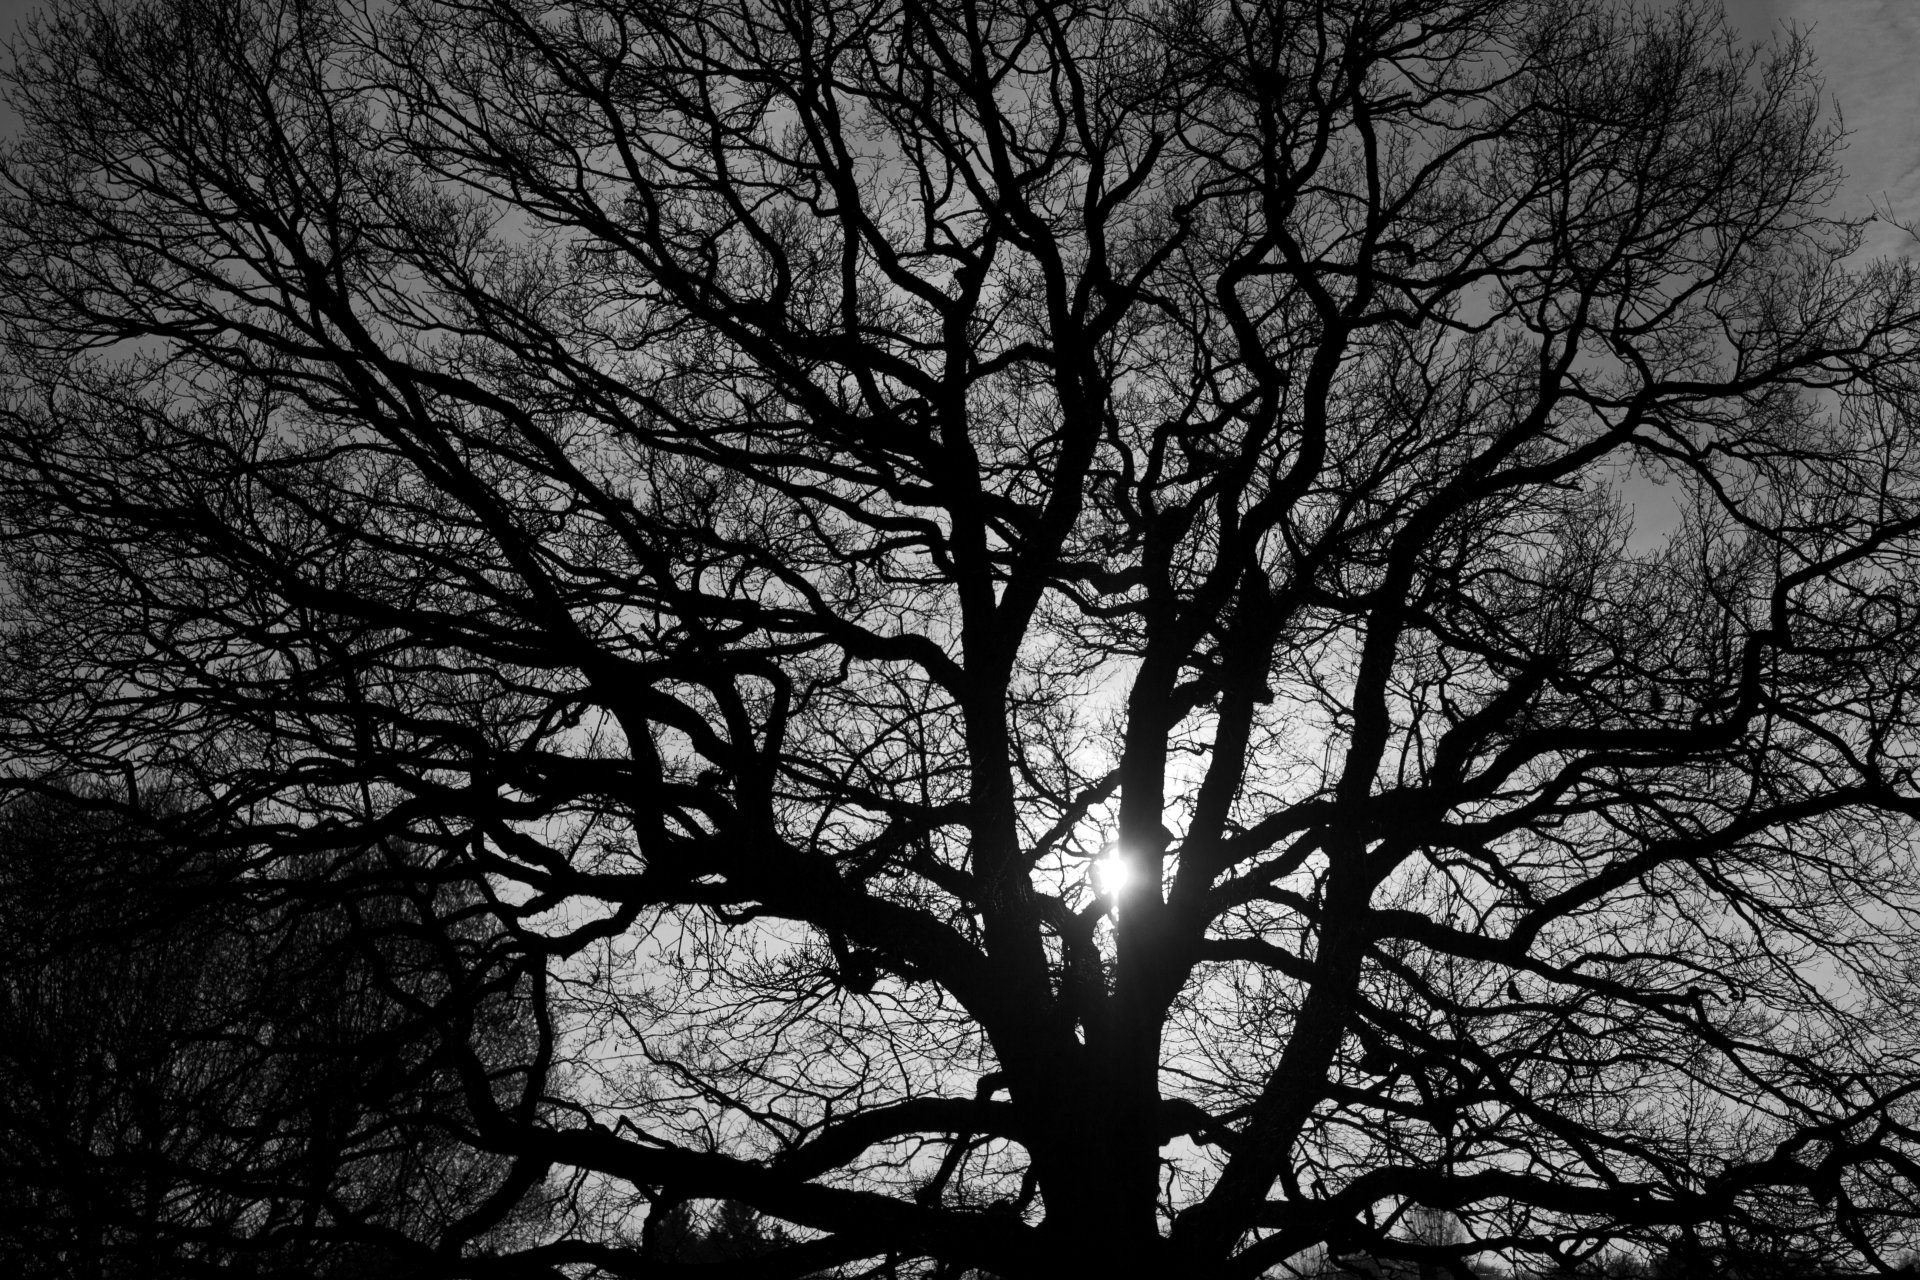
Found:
[1093,849,1131,897]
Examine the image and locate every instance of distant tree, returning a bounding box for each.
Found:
[6,0,1920,1277]
[648,1197,792,1265]
[0,786,552,1277]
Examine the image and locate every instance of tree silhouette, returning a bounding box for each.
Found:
[647,1198,792,1265]
[5,0,1920,1276]
[0,787,552,1277]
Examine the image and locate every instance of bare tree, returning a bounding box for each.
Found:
[5,0,1920,1276]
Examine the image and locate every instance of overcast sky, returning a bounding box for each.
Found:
[1720,0,1920,257]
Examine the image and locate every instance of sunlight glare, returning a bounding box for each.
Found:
[1093,850,1131,897]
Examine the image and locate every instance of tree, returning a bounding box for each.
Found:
[648,1198,793,1265]
[0,785,553,1277]
[4,0,1920,1275]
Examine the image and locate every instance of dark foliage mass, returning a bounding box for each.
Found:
[0,790,548,1276]
[5,0,1920,1276]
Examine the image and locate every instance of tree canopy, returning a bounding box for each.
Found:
[6,0,1920,1276]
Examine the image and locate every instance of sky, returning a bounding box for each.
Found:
[1721,0,1920,256]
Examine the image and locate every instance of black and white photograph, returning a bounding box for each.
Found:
[6,1,1920,1276]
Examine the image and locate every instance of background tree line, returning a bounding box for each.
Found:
[0,786,552,1277]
